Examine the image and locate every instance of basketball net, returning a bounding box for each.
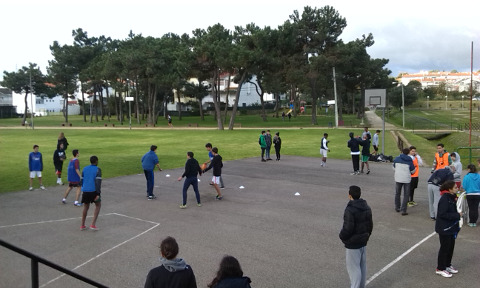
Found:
[367,105,377,113]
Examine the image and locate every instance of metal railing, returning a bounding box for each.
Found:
[0,238,108,288]
[456,147,480,165]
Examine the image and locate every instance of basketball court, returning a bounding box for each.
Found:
[1,156,478,287]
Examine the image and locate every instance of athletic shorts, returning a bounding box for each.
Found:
[54,163,63,173]
[361,155,369,162]
[69,182,80,187]
[211,176,221,185]
[320,148,328,157]
[30,171,42,178]
[373,145,378,151]
[410,177,419,189]
[81,192,101,204]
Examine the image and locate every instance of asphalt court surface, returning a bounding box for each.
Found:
[1,156,479,288]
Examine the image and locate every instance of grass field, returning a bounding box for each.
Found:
[3,108,478,193]
[0,127,402,193]
[0,113,361,128]
[385,100,480,131]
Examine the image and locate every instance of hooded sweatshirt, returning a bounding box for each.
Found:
[213,277,252,288]
[451,153,462,182]
[347,133,361,155]
[144,257,197,288]
[339,198,373,249]
[462,172,480,195]
[393,153,415,183]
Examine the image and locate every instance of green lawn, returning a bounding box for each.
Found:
[384,101,480,131]
[0,128,401,193]
[0,113,361,128]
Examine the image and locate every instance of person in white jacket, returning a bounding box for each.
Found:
[450,152,462,189]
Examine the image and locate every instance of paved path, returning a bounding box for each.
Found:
[1,156,478,288]
[364,110,396,130]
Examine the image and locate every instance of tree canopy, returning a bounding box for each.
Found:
[3,5,395,128]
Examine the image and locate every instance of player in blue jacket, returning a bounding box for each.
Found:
[80,156,102,231]
[28,145,45,191]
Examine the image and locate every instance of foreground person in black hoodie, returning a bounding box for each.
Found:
[208,255,251,288]
[144,236,197,288]
[339,186,373,288]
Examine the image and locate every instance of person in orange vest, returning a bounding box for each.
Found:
[408,146,423,207]
[431,143,452,173]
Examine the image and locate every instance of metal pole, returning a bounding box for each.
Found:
[30,69,34,130]
[470,41,473,147]
[31,259,39,288]
[382,107,385,155]
[401,84,404,128]
[129,101,132,130]
[333,67,338,128]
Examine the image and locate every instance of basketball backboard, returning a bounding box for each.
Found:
[365,89,386,108]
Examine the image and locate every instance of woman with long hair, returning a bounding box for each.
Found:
[208,255,251,288]
[57,132,69,151]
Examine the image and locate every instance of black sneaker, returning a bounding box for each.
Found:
[147,195,157,200]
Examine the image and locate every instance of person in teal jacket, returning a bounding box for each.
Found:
[259,130,267,162]
[461,164,480,227]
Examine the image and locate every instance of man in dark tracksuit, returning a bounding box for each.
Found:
[348,132,362,175]
[203,147,223,200]
[339,186,373,288]
[177,152,202,208]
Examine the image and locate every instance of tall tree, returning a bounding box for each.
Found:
[48,42,78,124]
[289,6,346,125]
[1,63,51,124]
[193,24,233,130]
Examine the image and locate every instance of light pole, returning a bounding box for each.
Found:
[401,83,405,128]
[427,96,429,109]
[445,95,448,110]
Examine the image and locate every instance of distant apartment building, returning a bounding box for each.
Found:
[0,87,16,118]
[400,71,480,93]
[166,74,281,112]
[11,92,80,116]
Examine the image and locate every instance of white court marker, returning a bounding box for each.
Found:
[295,192,300,196]
[365,231,436,286]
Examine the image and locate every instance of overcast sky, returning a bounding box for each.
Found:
[1,0,478,81]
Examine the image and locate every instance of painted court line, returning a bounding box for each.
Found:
[0,213,116,229]
[0,213,160,287]
[41,222,159,287]
[366,231,436,286]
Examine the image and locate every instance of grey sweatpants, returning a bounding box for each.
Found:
[346,246,367,288]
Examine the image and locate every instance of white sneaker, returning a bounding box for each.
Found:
[29,187,33,191]
[436,269,452,278]
[446,266,458,274]
[40,185,45,190]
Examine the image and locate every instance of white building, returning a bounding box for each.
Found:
[12,93,80,116]
[400,71,480,92]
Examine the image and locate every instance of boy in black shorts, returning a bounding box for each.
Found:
[80,156,102,231]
